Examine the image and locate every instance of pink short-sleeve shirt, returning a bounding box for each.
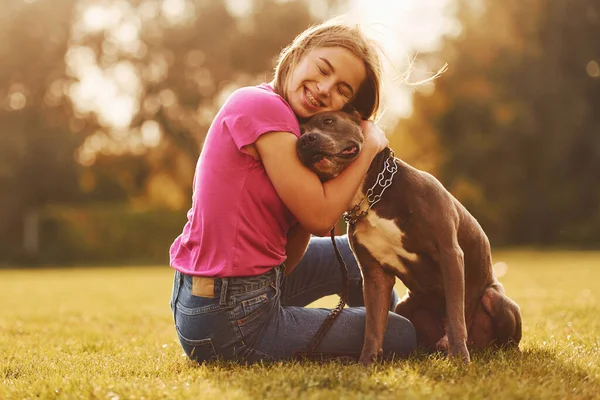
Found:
[169,83,301,277]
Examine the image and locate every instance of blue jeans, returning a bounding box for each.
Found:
[170,235,417,363]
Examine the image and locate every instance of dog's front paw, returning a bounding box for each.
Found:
[358,347,381,366]
[448,341,470,364]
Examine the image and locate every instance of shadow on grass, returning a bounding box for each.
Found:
[177,345,597,386]
[392,346,599,387]
[164,346,599,399]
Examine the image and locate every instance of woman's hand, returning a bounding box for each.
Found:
[360,120,389,153]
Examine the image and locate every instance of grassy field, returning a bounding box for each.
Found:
[1,250,599,399]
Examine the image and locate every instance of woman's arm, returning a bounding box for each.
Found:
[255,121,387,236]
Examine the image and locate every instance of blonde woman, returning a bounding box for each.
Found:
[169,19,416,363]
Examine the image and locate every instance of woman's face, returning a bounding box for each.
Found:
[286,46,367,119]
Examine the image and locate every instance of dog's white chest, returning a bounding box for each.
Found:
[352,210,419,275]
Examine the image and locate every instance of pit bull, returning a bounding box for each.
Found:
[297,111,522,364]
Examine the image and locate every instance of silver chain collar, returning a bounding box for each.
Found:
[343,150,398,225]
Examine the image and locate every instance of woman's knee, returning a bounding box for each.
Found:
[383,312,417,357]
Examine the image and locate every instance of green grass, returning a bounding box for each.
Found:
[1,250,599,399]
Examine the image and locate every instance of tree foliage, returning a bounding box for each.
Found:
[399,0,600,247]
[0,0,324,263]
[0,0,91,260]
[3,0,599,265]
[73,0,320,208]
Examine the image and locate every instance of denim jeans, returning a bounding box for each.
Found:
[170,235,417,363]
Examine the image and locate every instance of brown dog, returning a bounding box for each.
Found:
[297,111,522,364]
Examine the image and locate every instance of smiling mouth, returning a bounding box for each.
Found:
[305,87,323,108]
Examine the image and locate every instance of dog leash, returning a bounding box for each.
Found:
[294,227,351,360]
[294,149,398,360]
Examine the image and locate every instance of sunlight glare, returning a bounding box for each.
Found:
[141,120,162,147]
[100,95,137,129]
[348,0,456,119]
[162,0,186,20]
[70,68,114,113]
[138,0,160,21]
[68,0,458,150]
[586,60,600,78]
[493,262,508,278]
[158,89,176,108]
[110,61,140,95]
[65,45,97,77]
[82,5,109,32]
[9,92,27,111]
[113,20,140,44]
[225,0,253,18]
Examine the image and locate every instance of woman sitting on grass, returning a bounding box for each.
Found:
[169,17,417,364]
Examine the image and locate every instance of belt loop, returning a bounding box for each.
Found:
[275,264,283,287]
[219,277,229,306]
[171,270,183,321]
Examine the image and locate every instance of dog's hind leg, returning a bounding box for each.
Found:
[395,296,445,351]
[466,299,496,349]
[480,286,522,348]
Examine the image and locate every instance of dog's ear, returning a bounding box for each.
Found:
[341,104,363,125]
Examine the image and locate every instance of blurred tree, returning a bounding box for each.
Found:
[0,0,343,264]
[398,0,600,247]
[72,0,324,209]
[0,0,98,263]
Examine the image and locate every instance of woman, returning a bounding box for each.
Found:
[169,19,417,364]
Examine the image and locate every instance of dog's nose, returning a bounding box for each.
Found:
[305,133,318,142]
[300,132,319,148]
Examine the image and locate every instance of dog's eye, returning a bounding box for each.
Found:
[323,118,333,124]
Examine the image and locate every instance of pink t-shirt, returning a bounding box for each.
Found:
[169,83,301,277]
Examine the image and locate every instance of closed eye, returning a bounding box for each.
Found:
[338,87,352,99]
[317,62,353,99]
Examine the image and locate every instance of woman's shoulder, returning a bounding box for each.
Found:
[217,83,300,140]
[225,84,294,117]
[230,83,279,99]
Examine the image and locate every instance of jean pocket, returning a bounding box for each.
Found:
[234,284,277,346]
[241,293,269,319]
[177,328,218,363]
[237,285,276,327]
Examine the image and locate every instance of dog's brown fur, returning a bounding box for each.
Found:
[297,111,522,364]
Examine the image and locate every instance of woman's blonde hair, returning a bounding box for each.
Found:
[273,18,383,120]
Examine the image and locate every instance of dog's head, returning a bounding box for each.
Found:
[297,110,364,182]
